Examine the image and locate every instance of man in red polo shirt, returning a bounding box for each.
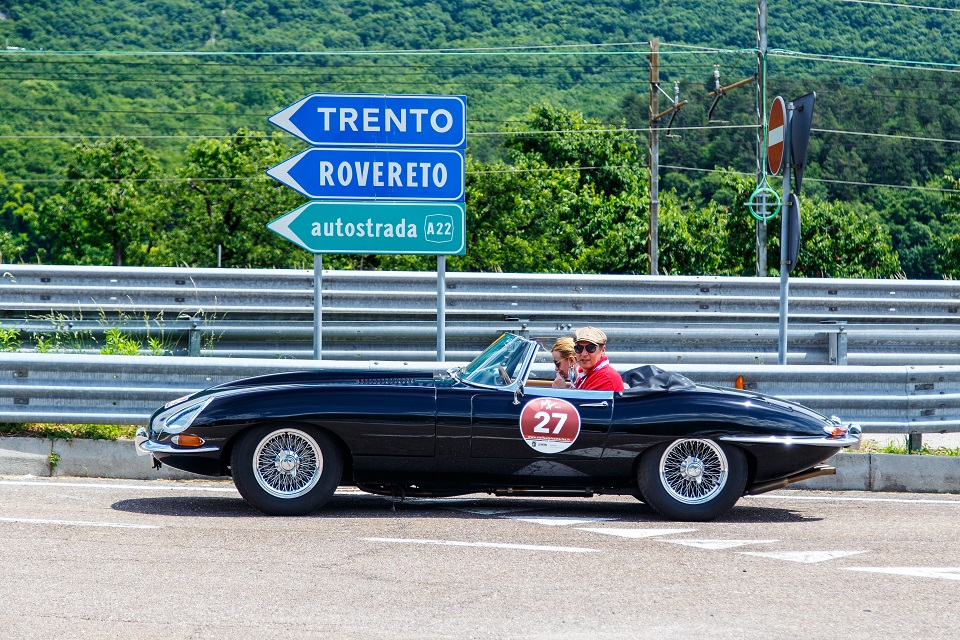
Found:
[571,326,624,392]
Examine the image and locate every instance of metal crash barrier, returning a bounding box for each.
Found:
[2,265,960,365]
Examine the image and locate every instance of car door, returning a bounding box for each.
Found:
[469,386,614,460]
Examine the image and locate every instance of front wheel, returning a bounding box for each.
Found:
[231,425,342,516]
[638,438,747,522]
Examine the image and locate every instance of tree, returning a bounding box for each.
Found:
[157,129,305,268]
[772,197,901,278]
[0,174,33,263]
[453,153,584,273]
[32,138,164,266]
[458,103,651,274]
[938,173,960,278]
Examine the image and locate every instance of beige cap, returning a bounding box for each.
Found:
[573,326,607,345]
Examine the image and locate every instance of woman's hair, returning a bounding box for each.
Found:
[551,336,576,359]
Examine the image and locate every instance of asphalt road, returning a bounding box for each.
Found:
[1,477,958,639]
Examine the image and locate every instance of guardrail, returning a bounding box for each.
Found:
[1,353,957,445]
[2,265,960,366]
[3,264,959,322]
[4,318,960,366]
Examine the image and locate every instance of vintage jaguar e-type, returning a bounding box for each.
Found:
[136,333,860,521]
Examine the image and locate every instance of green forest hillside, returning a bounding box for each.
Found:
[1,0,959,277]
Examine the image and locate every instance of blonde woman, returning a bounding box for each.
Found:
[551,336,579,389]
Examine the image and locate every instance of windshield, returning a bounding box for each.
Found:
[460,333,535,388]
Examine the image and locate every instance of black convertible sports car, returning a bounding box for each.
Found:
[136,333,860,521]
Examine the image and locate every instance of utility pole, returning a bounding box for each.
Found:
[648,39,660,275]
[756,0,768,276]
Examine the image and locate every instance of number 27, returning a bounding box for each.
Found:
[533,411,567,434]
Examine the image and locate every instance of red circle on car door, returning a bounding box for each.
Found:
[519,398,582,454]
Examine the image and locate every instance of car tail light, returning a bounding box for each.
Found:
[735,375,745,390]
[172,434,205,447]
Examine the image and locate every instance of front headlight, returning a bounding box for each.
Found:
[154,398,212,435]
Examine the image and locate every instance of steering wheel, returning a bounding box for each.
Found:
[498,365,513,386]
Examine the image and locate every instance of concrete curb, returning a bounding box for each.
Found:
[1,436,958,493]
[0,436,196,480]
[801,451,960,493]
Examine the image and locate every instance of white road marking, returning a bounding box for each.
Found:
[505,516,617,526]
[746,494,960,506]
[844,567,960,581]
[577,527,695,539]
[0,517,159,529]
[0,479,237,493]
[363,538,597,553]
[659,539,779,550]
[740,550,868,563]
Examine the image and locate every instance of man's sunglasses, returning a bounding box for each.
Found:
[574,343,600,354]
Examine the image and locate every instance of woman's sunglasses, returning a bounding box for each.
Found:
[574,343,599,354]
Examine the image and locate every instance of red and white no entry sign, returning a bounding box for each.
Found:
[767,96,786,175]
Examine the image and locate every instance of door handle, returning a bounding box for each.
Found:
[579,401,609,408]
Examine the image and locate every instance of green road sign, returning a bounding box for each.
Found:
[267,200,465,255]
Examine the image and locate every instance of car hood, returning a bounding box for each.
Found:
[206,369,437,391]
[695,384,830,423]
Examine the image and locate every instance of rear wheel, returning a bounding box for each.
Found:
[231,425,342,516]
[638,438,747,521]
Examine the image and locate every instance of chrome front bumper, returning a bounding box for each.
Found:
[135,427,220,456]
[720,424,862,449]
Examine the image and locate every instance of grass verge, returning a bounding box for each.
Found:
[858,437,960,457]
[0,423,138,441]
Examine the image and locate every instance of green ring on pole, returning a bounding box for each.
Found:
[745,184,782,222]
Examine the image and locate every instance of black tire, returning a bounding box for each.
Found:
[637,438,747,522]
[231,424,342,516]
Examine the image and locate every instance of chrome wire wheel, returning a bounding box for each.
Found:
[658,439,729,505]
[252,428,323,499]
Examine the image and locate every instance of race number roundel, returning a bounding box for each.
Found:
[519,398,582,454]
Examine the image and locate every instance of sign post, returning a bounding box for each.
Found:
[773,92,816,365]
[313,254,322,360]
[266,93,467,360]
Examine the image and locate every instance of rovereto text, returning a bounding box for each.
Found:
[318,161,448,189]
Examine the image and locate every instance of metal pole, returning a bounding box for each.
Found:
[778,104,794,365]
[649,39,660,275]
[313,253,322,360]
[437,255,446,362]
[756,0,768,276]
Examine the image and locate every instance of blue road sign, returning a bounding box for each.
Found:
[267,201,466,255]
[266,147,465,201]
[269,93,466,148]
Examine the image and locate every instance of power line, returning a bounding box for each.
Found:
[9,163,959,195]
[837,0,960,12]
[661,165,960,193]
[771,49,960,73]
[7,125,959,149]
[0,46,747,59]
[813,128,960,146]
[0,124,757,140]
